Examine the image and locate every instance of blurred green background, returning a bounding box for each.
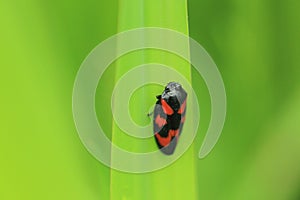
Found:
[1,0,300,199]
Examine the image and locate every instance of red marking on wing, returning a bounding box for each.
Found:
[155,114,167,127]
[170,129,179,137]
[178,99,186,114]
[161,99,174,115]
[155,133,171,147]
[180,116,186,123]
[155,129,179,147]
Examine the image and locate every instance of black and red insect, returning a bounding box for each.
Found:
[152,82,187,155]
